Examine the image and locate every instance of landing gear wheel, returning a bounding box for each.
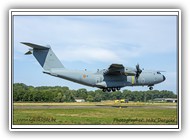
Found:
[112,88,116,92]
[102,88,106,92]
[107,88,111,92]
[116,87,121,91]
[149,86,153,90]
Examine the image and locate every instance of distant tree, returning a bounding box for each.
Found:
[94,91,102,102]
[13,83,177,102]
[13,83,28,101]
[76,88,88,100]
[53,92,62,102]
[86,94,94,102]
[86,91,95,102]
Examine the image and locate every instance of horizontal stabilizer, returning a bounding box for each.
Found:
[25,50,32,55]
[21,42,50,50]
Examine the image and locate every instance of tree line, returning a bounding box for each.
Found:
[13,83,177,102]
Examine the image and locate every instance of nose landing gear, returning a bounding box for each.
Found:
[149,86,153,90]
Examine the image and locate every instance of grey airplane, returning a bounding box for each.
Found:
[21,42,166,92]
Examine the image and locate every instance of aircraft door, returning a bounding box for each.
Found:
[96,76,102,83]
[96,76,100,83]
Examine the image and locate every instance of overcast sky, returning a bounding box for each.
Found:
[13,15,178,93]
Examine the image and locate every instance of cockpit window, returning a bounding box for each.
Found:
[157,72,161,74]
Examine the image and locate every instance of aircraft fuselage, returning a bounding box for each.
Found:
[43,68,165,91]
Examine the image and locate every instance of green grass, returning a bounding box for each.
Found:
[13,107,177,125]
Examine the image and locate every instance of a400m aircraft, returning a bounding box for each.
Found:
[21,42,166,92]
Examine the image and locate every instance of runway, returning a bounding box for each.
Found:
[14,105,177,109]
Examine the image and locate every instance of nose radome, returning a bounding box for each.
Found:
[163,75,166,81]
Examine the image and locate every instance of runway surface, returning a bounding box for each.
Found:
[14,105,177,109]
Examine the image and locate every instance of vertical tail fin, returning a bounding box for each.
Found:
[21,42,64,70]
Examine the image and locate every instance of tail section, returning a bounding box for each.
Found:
[21,42,64,70]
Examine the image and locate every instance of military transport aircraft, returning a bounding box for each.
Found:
[21,42,166,92]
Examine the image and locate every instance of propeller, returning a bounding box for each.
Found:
[135,63,142,82]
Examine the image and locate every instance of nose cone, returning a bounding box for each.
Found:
[162,75,166,81]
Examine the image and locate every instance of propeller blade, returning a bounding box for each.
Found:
[135,63,142,82]
[136,63,142,74]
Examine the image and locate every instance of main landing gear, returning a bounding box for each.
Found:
[102,87,121,92]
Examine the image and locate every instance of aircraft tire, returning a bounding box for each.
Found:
[112,88,116,92]
[116,87,120,91]
[102,88,107,92]
[149,87,153,90]
[107,88,111,92]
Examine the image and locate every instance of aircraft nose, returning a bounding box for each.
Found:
[162,75,166,81]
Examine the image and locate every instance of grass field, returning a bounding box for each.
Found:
[13,102,178,125]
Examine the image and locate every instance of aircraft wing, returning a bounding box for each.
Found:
[104,64,136,76]
[104,64,125,75]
